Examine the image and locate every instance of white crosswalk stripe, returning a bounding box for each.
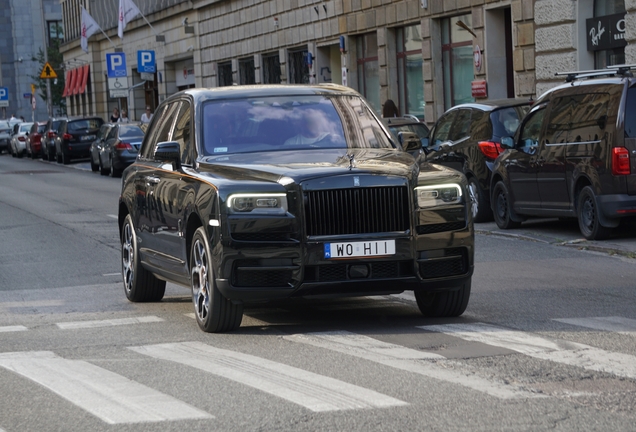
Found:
[284,331,542,400]
[0,351,212,424]
[130,341,408,412]
[0,325,27,333]
[56,315,164,330]
[553,316,636,335]
[419,322,636,380]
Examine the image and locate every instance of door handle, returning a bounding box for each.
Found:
[145,176,160,185]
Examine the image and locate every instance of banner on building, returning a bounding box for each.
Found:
[118,0,141,39]
[81,7,100,53]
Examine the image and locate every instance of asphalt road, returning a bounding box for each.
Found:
[1,155,635,431]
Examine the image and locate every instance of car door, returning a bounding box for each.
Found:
[536,96,574,211]
[504,106,546,210]
[427,109,458,164]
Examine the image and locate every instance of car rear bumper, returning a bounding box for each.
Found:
[598,194,636,219]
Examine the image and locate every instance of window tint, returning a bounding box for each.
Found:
[469,110,491,141]
[544,97,574,145]
[107,126,118,140]
[141,102,179,159]
[172,101,192,164]
[491,106,526,137]
[449,109,471,141]
[118,125,144,139]
[37,124,46,134]
[68,119,103,132]
[568,93,609,143]
[431,110,457,146]
[626,86,636,138]
[518,108,546,150]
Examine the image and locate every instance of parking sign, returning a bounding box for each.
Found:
[137,50,156,73]
[0,87,8,107]
[106,53,127,78]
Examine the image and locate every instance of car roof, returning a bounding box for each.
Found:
[447,98,533,112]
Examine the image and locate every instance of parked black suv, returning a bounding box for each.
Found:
[424,99,531,222]
[491,67,636,240]
[55,117,104,164]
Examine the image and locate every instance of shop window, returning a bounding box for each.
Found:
[288,49,309,84]
[262,53,281,84]
[593,0,626,68]
[397,25,424,120]
[441,15,474,110]
[357,33,380,113]
[239,57,255,85]
[218,62,233,87]
[47,21,63,46]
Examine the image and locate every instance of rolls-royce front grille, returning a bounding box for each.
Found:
[305,186,410,236]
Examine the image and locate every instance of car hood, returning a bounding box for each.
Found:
[198,148,462,185]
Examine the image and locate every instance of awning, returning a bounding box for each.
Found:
[79,65,90,95]
[73,66,84,95]
[62,70,71,98]
[67,69,77,97]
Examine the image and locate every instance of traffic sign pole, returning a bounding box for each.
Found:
[39,1,52,118]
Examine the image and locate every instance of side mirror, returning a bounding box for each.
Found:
[500,136,514,149]
[154,141,181,169]
[398,131,422,153]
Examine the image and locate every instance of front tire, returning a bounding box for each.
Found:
[191,227,243,333]
[415,280,471,317]
[492,181,521,229]
[99,156,109,176]
[577,186,611,240]
[121,214,166,302]
[467,177,492,223]
[90,156,99,172]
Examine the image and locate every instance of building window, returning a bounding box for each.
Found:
[288,49,309,84]
[593,0,626,68]
[218,62,233,87]
[357,33,380,113]
[239,57,255,85]
[441,15,474,110]
[397,25,424,120]
[262,53,281,84]
[47,20,64,46]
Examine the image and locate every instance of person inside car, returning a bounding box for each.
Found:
[284,109,338,146]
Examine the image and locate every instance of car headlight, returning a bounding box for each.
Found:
[415,184,463,208]
[227,193,288,215]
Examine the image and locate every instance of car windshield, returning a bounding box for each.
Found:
[119,125,144,139]
[68,119,102,132]
[201,95,394,155]
[491,106,529,137]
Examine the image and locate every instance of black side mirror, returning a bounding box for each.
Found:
[154,141,181,170]
[398,131,422,153]
[500,136,514,149]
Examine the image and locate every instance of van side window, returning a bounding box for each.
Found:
[625,87,636,138]
[544,97,574,145]
[568,93,609,143]
[518,108,545,150]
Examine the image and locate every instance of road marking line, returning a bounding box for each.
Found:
[56,316,164,330]
[285,331,540,400]
[0,325,28,333]
[0,351,212,424]
[106,214,118,219]
[130,341,407,412]
[103,272,121,277]
[0,300,64,309]
[419,323,636,380]
[553,316,636,335]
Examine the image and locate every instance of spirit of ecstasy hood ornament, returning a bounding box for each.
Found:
[347,153,355,170]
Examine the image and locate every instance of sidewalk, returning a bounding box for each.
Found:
[475,219,636,259]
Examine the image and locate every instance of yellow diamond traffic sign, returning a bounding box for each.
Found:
[39,62,58,79]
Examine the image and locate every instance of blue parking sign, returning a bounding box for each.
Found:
[106,53,127,78]
[137,50,156,73]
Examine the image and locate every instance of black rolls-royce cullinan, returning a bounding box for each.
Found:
[118,84,474,333]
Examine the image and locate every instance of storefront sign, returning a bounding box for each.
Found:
[175,59,195,88]
[473,45,482,72]
[471,80,487,98]
[586,13,626,51]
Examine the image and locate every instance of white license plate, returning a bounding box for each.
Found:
[324,240,396,259]
[81,135,95,141]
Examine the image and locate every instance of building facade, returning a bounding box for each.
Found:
[57,0,636,127]
[0,0,62,120]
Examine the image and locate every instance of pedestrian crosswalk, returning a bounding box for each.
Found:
[0,316,635,425]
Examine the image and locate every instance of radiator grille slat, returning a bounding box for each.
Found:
[305,186,410,236]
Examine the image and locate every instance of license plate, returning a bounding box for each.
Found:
[324,240,396,259]
[81,135,95,141]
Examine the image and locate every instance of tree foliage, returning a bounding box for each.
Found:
[29,37,66,116]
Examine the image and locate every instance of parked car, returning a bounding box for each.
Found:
[26,121,47,159]
[42,117,67,161]
[383,116,430,150]
[99,123,145,177]
[10,122,34,158]
[55,117,104,164]
[118,85,474,333]
[491,67,636,240]
[89,123,114,172]
[424,99,531,222]
[0,121,11,154]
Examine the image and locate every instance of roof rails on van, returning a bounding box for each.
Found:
[555,65,636,82]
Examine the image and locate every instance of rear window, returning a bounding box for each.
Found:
[38,125,46,134]
[68,119,103,132]
[491,105,530,137]
[51,120,63,131]
[19,124,33,133]
[119,125,144,139]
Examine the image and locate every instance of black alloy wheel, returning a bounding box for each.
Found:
[492,181,521,229]
[121,214,166,302]
[190,227,243,333]
[577,186,611,240]
[415,280,471,317]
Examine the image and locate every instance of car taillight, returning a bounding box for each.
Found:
[63,133,72,140]
[478,141,504,159]
[18,136,26,141]
[612,147,631,175]
[48,131,56,138]
[115,142,133,150]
